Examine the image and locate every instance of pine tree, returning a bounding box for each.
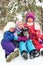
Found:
[0,0,43,32]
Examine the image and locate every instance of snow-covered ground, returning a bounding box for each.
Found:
[0,0,43,64]
[0,30,43,65]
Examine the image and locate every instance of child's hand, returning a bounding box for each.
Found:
[14,33,17,36]
[27,34,29,38]
[14,33,18,40]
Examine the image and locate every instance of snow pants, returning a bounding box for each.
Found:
[19,40,36,54]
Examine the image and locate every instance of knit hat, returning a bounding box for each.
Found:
[4,22,15,32]
[16,21,19,25]
[26,12,35,22]
[15,21,23,31]
[16,20,23,26]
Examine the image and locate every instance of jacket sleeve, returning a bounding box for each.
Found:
[40,35,43,40]
[28,28,36,35]
[14,35,28,42]
[29,29,42,39]
[4,32,14,40]
[21,36,28,41]
[35,30,41,38]
[33,22,41,38]
[18,36,28,42]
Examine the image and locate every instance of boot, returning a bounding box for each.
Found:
[33,50,40,57]
[40,48,43,56]
[29,50,34,59]
[29,50,40,59]
[6,48,19,62]
[22,51,28,60]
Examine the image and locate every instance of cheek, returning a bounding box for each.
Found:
[27,19,29,22]
[18,25,22,28]
[20,25,23,28]
[18,25,20,28]
[27,18,33,22]
[28,19,33,22]
[10,29,14,32]
[31,19,33,22]
[12,29,14,32]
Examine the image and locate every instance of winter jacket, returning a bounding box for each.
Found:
[23,23,43,51]
[24,23,42,39]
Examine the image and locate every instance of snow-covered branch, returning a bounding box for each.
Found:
[35,0,43,8]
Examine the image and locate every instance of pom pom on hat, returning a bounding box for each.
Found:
[4,22,15,32]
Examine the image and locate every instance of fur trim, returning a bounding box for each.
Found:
[4,22,15,32]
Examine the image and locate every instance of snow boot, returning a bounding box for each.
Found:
[6,48,19,62]
[22,51,28,60]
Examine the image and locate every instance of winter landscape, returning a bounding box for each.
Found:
[0,0,43,65]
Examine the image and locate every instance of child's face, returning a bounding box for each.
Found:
[17,22,23,30]
[27,17,33,23]
[9,28,14,32]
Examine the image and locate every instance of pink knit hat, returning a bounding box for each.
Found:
[26,12,35,22]
[16,21,19,25]
[16,20,23,25]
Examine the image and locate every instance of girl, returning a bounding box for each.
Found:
[24,11,43,55]
[1,22,19,62]
[15,21,39,59]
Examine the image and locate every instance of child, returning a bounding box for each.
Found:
[1,22,19,62]
[24,11,43,55]
[15,21,39,59]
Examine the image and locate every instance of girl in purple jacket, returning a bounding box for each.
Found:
[15,21,40,60]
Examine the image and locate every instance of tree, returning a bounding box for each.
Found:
[0,0,43,32]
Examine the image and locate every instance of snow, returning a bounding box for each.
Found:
[14,13,23,21]
[0,0,43,64]
[35,0,43,8]
[0,30,43,65]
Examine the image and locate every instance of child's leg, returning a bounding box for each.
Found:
[32,38,43,56]
[26,40,40,59]
[26,40,35,53]
[19,41,27,54]
[1,40,19,62]
[32,38,42,51]
[19,41,28,59]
